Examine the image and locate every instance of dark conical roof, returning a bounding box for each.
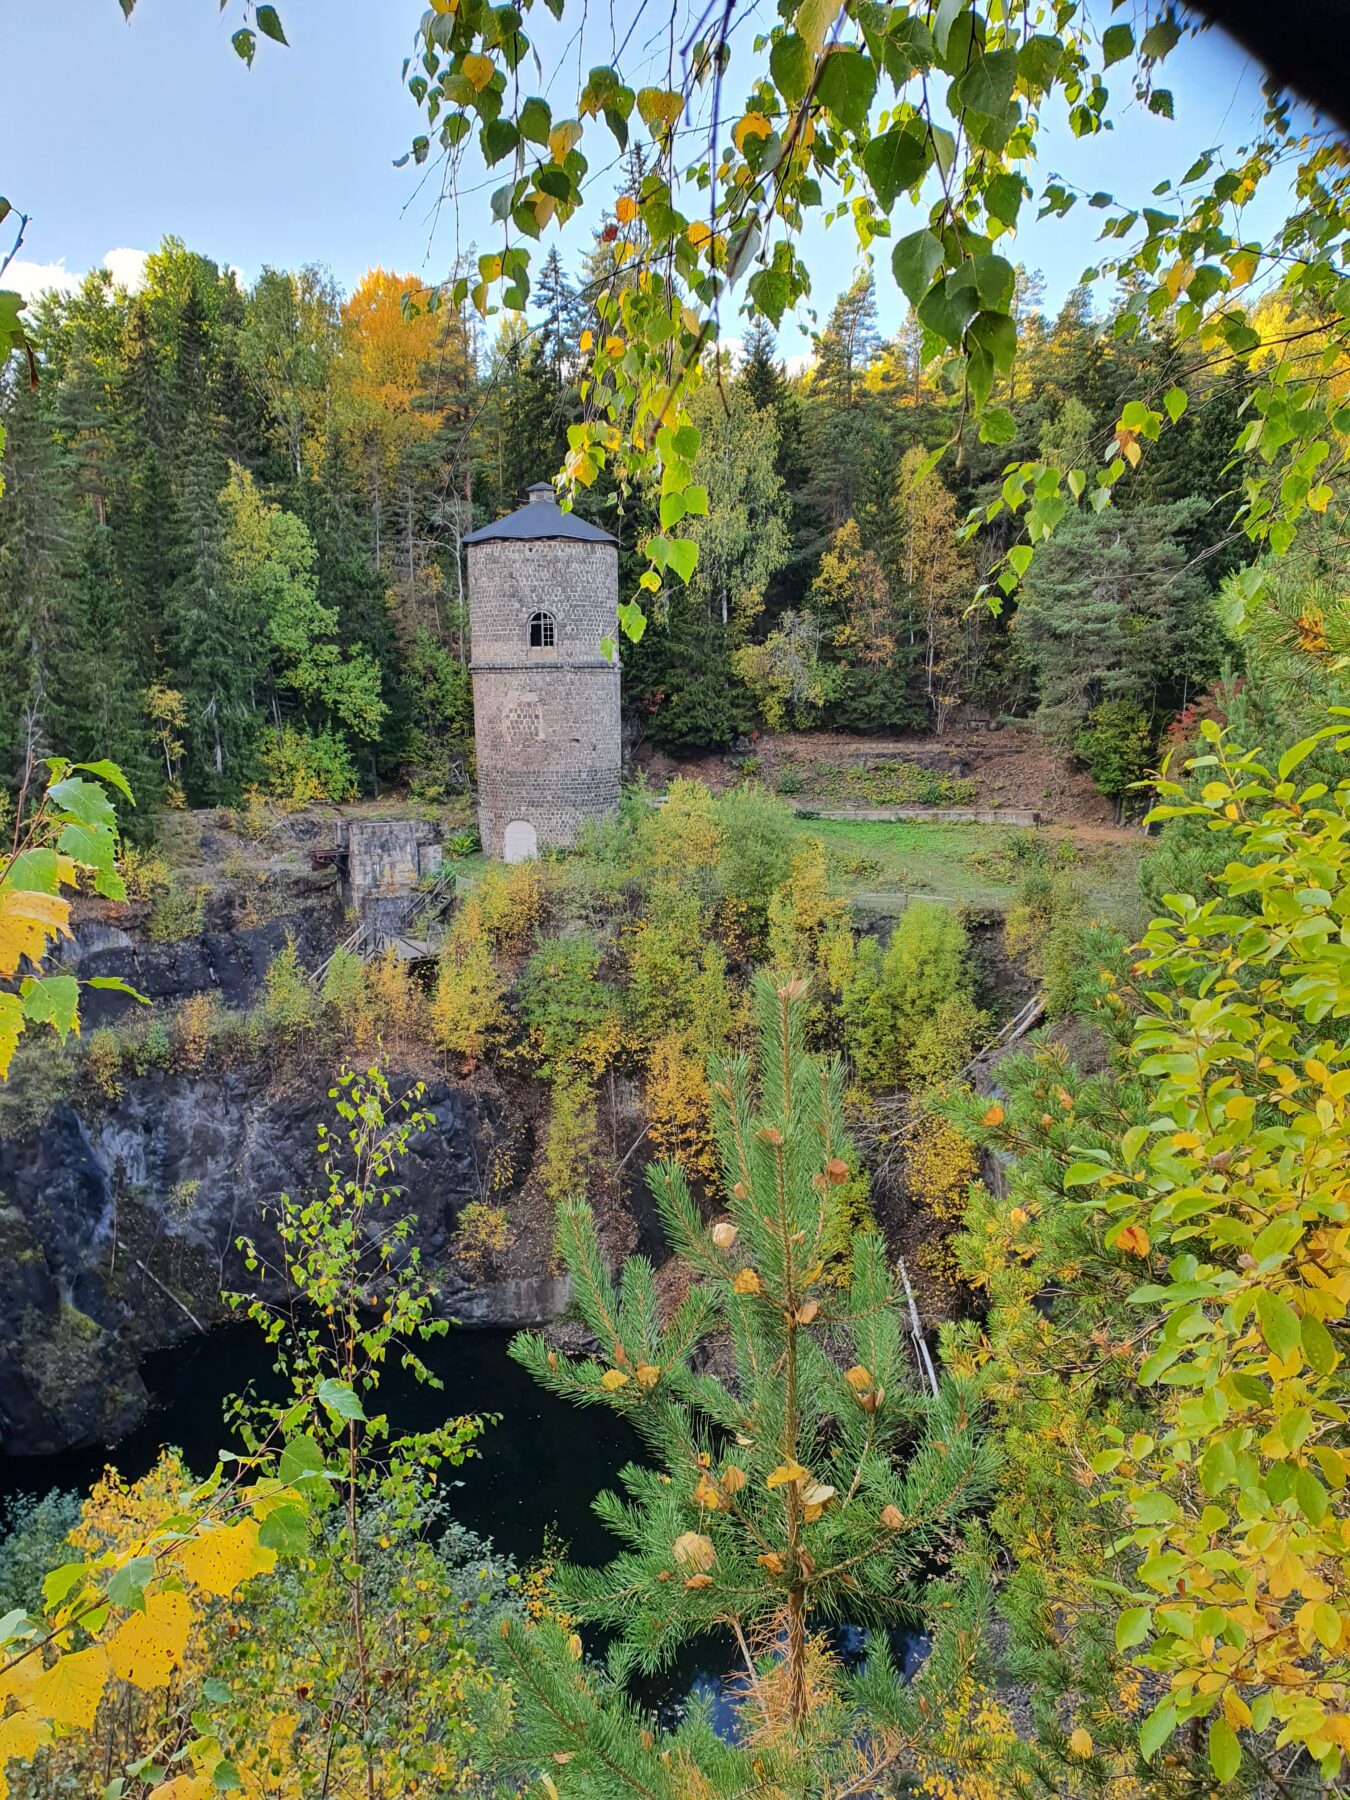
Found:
[463,482,617,545]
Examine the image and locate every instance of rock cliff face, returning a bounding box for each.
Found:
[0,1060,536,1458]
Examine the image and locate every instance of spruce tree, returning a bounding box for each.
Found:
[502,976,992,1796]
[740,318,785,413]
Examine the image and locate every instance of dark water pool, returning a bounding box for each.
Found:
[0,1322,927,1731]
[0,1323,635,1568]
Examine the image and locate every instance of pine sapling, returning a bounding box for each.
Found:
[502,975,995,1796]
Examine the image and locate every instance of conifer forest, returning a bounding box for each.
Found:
[4,1,1350,1796]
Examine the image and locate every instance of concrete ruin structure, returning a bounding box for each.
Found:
[464,482,621,861]
[340,817,445,939]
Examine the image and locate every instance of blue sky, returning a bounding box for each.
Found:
[3,0,1289,356]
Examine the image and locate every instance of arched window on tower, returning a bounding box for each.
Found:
[528,610,557,651]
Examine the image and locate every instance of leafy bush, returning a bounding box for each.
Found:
[119,845,172,902]
[713,783,797,946]
[1073,698,1154,799]
[260,724,359,804]
[260,935,318,1038]
[644,1030,716,1183]
[430,899,507,1066]
[843,900,983,1091]
[147,880,207,943]
[454,1201,514,1266]
[174,992,219,1071]
[0,1490,81,1616]
[776,766,806,796]
[517,936,617,1074]
[476,860,548,953]
[1002,867,1124,1021]
[85,1028,124,1102]
[319,946,369,1022]
[538,1067,598,1206]
[365,949,427,1054]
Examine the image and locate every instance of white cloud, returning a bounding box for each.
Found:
[102,247,149,292]
[5,246,150,303]
[6,258,81,302]
[784,350,815,377]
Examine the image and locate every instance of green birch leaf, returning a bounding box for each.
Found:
[49,775,116,829]
[892,228,943,305]
[4,848,63,895]
[770,32,812,103]
[1255,1289,1300,1360]
[21,974,81,1040]
[72,761,134,802]
[317,1378,367,1422]
[815,48,876,130]
[1208,1717,1240,1782]
[861,124,929,207]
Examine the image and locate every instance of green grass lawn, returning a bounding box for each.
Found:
[795,816,1147,924]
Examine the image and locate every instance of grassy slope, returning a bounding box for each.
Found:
[798,816,1147,924]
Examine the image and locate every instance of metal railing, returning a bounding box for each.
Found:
[308,864,458,988]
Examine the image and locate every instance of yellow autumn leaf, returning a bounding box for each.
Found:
[105,1590,193,1690]
[604,336,626,358]
[461,53,494,91]
[710,1219,737,1249]
[634,1362,660,1388]
[672,1531,715,1573]
[148,1779,215,1800]
[638,87,683,130]
[548,119,583,162]
[29,1644,109,1730]
[732,1268,761,1295]
[0,886,72,979]
[766,1460,807,1489]
[0,1647,40,1710]
[844,1365,872,1392]
[721,1465,747,1495]
[600,1368,630,1390]
[176,1519,274,1598]
[0,1708,53,1783]
[616,195,638,223]
[693,1475,723,1510]
[1227,247,1259,285]
[733,112,773,151]
[1068,1726,1093,1757]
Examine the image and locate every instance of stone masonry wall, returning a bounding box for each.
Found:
[468,538,621,856]
[345,818,442,903]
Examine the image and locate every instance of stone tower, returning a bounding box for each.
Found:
[464,482,621,862]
